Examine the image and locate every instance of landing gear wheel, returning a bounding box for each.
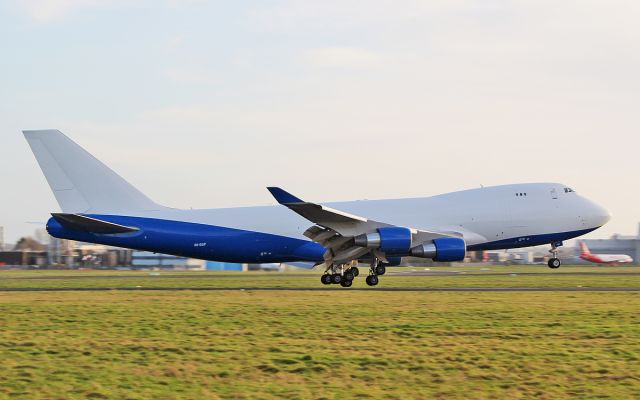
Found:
[321,274,332,285]
[366,275,379,286]
[375,265,386,275]
[331,274,342,284]
[340,279,353,288]
[548,258,561,269]
[351,267,360,277]
[343,271,355,281]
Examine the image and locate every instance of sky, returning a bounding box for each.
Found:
[1,0,639,244]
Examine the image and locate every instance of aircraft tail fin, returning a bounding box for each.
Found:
[23,129,165,214]
[579,241,591,256]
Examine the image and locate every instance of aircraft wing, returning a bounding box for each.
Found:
[267,187,461,267]
[267,187,390,236]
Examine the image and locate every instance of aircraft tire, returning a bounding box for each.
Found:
[331,274,342,284]
[321,275,332,285]
[375,265,386,275]
[343,271,355,281]
[548,258,561,269]
[340,279,353,288]
[351,267,360,277]
[366,275,379,286]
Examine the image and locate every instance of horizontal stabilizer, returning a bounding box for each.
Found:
[51,213,139,234]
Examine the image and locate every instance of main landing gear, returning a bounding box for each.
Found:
[365,275,379,286]
[321,263,359,288]
[320,257,386,288]
[548,241,562,269]
[365,258,384,287]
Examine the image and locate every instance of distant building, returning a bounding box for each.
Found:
[132,251,189,269]
[204,262,282,271]
[206,261,247,271]
[0,251,47,267]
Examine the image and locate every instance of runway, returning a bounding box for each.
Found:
[1,287,640,292]
[5,271,640,280]
[389,271,640,277]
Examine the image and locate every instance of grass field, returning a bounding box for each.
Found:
[1,267,639,399]
[1,265,640,289]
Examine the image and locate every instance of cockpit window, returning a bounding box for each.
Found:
[564,188,575,193]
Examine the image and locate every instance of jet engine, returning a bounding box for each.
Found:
[354,227,412,253]
[354,228,466,262]
[410,237,466,262]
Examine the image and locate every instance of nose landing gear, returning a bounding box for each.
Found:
[548,258,561,269]
[548,241,562,269]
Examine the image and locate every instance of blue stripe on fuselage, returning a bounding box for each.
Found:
[46,215,599,263]
[46,215,326,263]
[467,227,599,251]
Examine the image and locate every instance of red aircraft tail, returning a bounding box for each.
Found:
[579,242,591,256]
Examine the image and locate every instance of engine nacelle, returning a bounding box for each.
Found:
[383,256,403,266]
[354,227,412,253]
[410,237,466,262]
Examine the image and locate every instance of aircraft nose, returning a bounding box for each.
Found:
[590,201,612,227]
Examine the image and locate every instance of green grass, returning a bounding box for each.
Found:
[0,265,639,289]
[0,268,639,399]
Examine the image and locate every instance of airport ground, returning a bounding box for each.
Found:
[1,266,639,399]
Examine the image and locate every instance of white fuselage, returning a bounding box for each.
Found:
[132,182,610,249]
[581,253,633,264]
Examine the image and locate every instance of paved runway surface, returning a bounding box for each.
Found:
[2,287,640,292]
[389,271,640,277]
[5,271,640,280]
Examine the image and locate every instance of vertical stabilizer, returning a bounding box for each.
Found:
[24,129,164,214]
[579,241,591,256]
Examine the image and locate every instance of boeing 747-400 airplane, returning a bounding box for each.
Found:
[24,130,611,287]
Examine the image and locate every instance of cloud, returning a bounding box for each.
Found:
[22,0,210,22]
[165,34,185,50]
[22,0,163,22]
[303,47,383,69]
[248,0,483,33]
[161,65,220,85]
[23,0,99,22]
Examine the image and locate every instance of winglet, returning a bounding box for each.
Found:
[267,187,304,204]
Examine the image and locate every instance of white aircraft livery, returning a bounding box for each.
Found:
[24,130,612,287]
[579,242,633,265]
